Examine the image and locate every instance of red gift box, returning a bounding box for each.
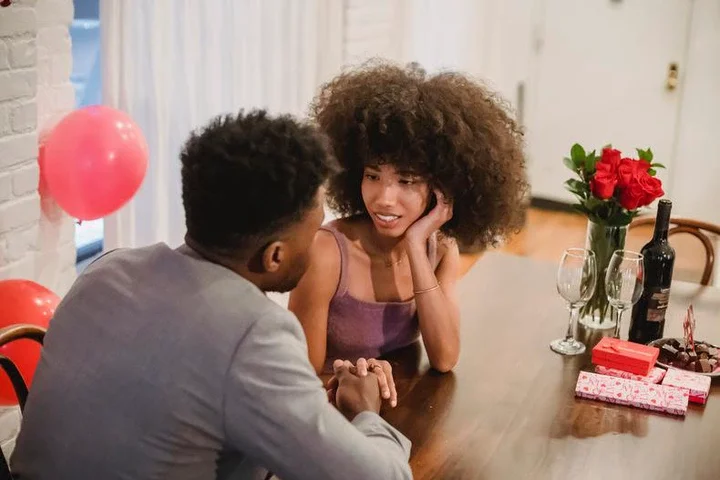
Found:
[595,365,666,384]
[592,337,660,376]
[661,368,711,405]
[575,371,688,416]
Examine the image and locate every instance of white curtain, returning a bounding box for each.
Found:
[398,0,485,75]
[100,0,344,249]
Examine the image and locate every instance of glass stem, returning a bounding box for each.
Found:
[565,305,579,342]
[613,308,624,338]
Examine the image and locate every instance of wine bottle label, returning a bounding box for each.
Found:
[646,287,670,323]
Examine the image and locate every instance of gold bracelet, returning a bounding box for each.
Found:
[413,284,440,295]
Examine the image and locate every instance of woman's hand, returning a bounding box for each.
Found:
[326,358,397,408]
[404,189,453,247]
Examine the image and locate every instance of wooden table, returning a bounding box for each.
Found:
[380,253,720,480]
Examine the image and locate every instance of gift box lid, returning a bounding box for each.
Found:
[662,367,711,400]
[592,337,659,369]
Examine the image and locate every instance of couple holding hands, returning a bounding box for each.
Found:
[11,61,527,479]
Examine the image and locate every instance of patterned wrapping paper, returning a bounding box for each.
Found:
[595,365,666,384]
[575,371,689,416]
[661,368,711,405]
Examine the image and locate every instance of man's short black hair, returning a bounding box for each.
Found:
[181,109,337,252]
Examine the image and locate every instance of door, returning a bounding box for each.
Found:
[525,0,693,203]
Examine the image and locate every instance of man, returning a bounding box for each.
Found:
[11,110,412,479]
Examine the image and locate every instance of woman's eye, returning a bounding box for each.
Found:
[399,178,415,185]
[364,174,379,181]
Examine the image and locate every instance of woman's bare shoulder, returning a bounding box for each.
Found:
[436,234,460,261]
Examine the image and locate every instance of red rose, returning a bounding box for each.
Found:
[619,171,664,210]
[590,148,624,199]
[599,148,622,173]
[616,158,649,188]
[590,170,617,199]
[617,159,634,188]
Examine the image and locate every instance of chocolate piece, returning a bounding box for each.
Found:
[698,359,712,373]
[668,338,681,349]
[688,361,697,372]
[699,352,709,360]
[709,359,718,369]
[708,347,718,357]
[677,352,690,365]
[661,344,679,359]
[688,351,699,363]
[696,344,709,355]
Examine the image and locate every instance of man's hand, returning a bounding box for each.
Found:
[326,360,382,421]
[326,358,398,408]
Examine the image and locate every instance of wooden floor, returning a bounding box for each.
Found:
[492,208,713,285]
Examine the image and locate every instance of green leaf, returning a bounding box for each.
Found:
[650,162,665,169]
[563,156,575,171]
[636,148,654,162]
[584,151,598,174]
[585,196,605,211]
[648,168,657,176]
[564,179,588,198]
[571,143,586,163]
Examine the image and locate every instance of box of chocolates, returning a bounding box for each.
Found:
[661,368,712,405]
[594,365,666,384]
[591,337,660,376]
[575,371,689,416]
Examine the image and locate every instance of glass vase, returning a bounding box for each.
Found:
[579,219,628,330]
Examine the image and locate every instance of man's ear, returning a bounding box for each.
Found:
[261,240,286,273]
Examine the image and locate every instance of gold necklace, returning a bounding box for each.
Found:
[383,256,404,268]
[369,252,405,268]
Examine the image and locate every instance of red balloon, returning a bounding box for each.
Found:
[41,105,149,220]
[0,280,59,406]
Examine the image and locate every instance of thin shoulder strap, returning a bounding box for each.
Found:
[319,224,349,297]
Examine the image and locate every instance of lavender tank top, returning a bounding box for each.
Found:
[322,224,438,371]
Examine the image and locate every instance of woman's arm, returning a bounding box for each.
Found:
[288,230,340,374]
[406,238,461,373]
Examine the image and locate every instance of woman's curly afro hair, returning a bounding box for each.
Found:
[311,60,528,251]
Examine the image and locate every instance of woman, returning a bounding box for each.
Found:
[290,61,528,402]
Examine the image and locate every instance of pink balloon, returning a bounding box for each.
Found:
[41,106,149,220]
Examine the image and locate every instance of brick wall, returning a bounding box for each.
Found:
[0,0,77,458]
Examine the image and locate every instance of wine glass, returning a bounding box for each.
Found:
[605,250,644,338]
[550,248,598,355]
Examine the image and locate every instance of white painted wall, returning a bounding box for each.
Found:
[0,0,77,457]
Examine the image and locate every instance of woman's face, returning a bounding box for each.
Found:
[361,164,431,237]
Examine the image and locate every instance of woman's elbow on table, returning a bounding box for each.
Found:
[429,355,459,373]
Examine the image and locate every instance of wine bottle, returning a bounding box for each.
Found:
[629,199,676,344]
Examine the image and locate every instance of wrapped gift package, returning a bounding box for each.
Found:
[661,368,711,405]
[591,337,660,376]
[575,371,688,416]
[595,365,666,384]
